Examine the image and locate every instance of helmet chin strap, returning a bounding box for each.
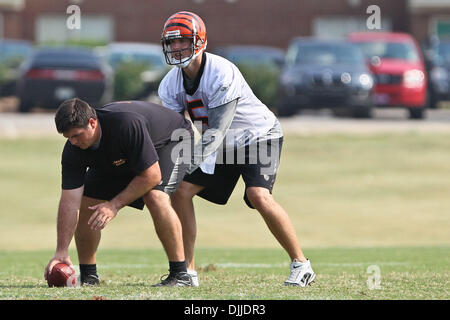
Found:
[175,48,204,69]
[175,58,192,68]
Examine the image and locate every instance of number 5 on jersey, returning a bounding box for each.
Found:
[187,99,209,133]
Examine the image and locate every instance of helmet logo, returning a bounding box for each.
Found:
[165,30,180,37]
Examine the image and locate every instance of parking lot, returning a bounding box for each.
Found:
[2,96,450,138]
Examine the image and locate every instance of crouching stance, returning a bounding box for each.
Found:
[44,98,195,287]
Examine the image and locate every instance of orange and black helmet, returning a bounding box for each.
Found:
[161,11,207,67]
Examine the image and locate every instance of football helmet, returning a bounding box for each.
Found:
[161,11,207,68]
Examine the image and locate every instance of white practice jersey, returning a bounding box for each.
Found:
[159,52,282,145]
[158,52,282,173]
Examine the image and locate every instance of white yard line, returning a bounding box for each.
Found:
[216,262,409,268]
[98,261,409,270]
[99,263,151,269]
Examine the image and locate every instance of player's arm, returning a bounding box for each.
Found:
[111,161,162,210]
[88,116,161,230]
[189,98,237,172]
[87,160,162,231]
[45,186,83,279]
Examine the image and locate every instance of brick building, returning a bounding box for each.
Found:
[0,0,24,39]
[0,0,449,49]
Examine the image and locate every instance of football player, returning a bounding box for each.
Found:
[44,98,195,287]
[158,11,315,287]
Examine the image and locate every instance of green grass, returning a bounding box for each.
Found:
[0,133,450,299]
[0,247,448,300]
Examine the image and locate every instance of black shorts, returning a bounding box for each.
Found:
[184,137,283,209]
[83,140,190,210]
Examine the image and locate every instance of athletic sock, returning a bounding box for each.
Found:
[169,261,187,276]
[80,264,98,281]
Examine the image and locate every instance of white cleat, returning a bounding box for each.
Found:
[284,259,316,287]
[187,269,199,287]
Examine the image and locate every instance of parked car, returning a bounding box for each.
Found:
[348,32,428,119]
[0,39,33,97]
[102,42,170,100]
[212,45,285,69]
[16,46,113,112]
[277,37,374,117]
[426,40,450,108]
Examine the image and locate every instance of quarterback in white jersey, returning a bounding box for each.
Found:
[159,51,282,149]
[158,11,315,288]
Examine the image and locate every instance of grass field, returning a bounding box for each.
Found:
[0,247,448,300]
[0,133,449,300]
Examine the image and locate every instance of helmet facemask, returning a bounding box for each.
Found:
[162,36,196,68]
[161,15,207,68]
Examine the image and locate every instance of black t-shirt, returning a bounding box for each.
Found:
[61,100,192,190]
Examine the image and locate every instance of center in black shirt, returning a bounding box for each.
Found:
[61,100,192,190]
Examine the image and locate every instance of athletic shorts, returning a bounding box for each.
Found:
[184,137,283,209]
[83,139,191,210]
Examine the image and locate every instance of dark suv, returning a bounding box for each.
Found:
[278,38,374,117]
[427,40,450,108]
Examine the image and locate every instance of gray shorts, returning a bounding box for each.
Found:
[184,137,283,209]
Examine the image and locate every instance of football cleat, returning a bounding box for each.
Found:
[284,259,316,287]
[152,271,193,287]
[81,274,100,286]
[187,269,199,287]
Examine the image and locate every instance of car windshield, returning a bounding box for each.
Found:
[286,43,364,66]
[108,52,165,69]
[437,43,450,65]
[355,41,420,62]
[36,51,96,61]
[32,49,101,68]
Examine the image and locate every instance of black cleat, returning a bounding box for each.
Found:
[152,272,193,287]
[81,274,100,286]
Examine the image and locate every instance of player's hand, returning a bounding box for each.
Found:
[87,202,118,231]
[44,254,73,280]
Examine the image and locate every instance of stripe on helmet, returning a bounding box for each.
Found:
[168,16,193,24]
[165,22,193,33]
[177,11,200,24]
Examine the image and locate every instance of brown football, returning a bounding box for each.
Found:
[47,263,77,287]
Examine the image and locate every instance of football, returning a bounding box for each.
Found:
[47,263,77,287]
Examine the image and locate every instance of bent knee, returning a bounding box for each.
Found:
[79,196,103,220]
[245,187,273,209]
[172,181,203,200]
[143,190,170,209]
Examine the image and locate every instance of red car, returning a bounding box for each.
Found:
[348,32,427,119]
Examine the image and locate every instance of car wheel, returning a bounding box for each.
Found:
[277,103,298,117]
[408,107,426,120]
[427,88,438,109]
[332,107,352,118]
[18,98,32,113]
[351,106,373,118]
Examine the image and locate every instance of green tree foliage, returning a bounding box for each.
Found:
[113,61,149,101]
[235,62,280,110]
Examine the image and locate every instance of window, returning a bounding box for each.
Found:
[313,16,392,39]
[35,14,114,44]
[435,19,450,38]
